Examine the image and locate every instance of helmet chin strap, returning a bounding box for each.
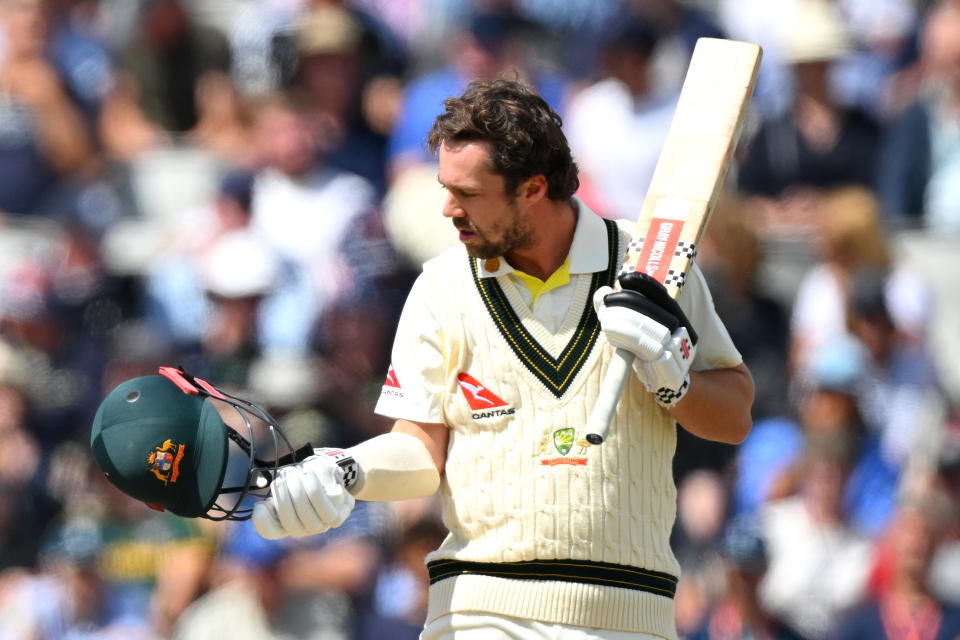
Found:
[158,366,314,521]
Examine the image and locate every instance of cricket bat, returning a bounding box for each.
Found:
[584,38,762,444]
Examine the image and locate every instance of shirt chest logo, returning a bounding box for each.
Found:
[537,428,591,466]
[457,373,515,419]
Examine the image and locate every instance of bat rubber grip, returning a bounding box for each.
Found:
[585,348,634,444]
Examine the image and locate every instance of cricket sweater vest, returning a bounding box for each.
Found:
[421,219,681,639]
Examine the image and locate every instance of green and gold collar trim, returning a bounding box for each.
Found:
[470,218,619,398]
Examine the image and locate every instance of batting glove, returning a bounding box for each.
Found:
[253,450,356,539]
[594,272,699,408]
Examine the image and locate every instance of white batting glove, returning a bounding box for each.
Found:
[594,286,672,360]
[593,283,698,408]
[252,453,356,540]
[633,330,696,406]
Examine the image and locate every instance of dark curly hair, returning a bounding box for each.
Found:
[427,78,579,201]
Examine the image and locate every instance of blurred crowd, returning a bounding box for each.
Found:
[1,0,960,638]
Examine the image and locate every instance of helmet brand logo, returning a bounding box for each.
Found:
[148,439,186,485]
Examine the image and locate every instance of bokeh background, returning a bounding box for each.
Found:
[1,0,959,638]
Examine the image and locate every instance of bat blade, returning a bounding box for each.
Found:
[585,38,762,444]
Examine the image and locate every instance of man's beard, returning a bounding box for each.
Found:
[456,201,534,260]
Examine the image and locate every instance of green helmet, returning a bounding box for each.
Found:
[90,367,312,520]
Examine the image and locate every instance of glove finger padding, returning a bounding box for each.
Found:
[617,272,699,345]
[271,466,305,536]
[252,501,287,540]
[286,465,334,537]
[307,460,354,527]
[634,326,698,406]
[596,304,672,360]
[594,275,699,406]
[263,456,356,539]
[593,282,683,362]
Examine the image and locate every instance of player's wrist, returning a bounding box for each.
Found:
[654,373,691,409]
[313,448,359,490]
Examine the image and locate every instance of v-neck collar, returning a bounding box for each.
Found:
[469,217,620,398]
[474,199,613,279]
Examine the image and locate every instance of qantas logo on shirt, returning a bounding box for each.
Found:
[457,373,515,419]
[384,364,401,388]
[381,364,404,398]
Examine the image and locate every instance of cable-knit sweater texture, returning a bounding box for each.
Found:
[421,232,681,638]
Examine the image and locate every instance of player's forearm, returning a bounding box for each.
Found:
[345,428,443,501]
[668,363,754,444]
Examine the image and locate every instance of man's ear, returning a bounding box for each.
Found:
[519,174,548,205]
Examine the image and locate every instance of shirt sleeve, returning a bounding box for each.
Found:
[373,273,449,424]
[678,262,743,370]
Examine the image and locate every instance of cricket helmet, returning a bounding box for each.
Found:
[90,366,312,520]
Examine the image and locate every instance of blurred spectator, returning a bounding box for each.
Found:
[226,0,407,196]
[357,514,447,640]
[227,0,305,97]
[83,477,214,637]
[97,69,172,162]
[875,0,960,231]
[788,186,931,388]
[144,168,258,348]
[44,0,116,122]
[846,267,945,472]
[381,161,458,268]
[832,0,920,121]
[928,411,960,605]
[628,0,728,96]
[175,501,389,640]
[192,228,281,388]
[385,6,571,179]
[671,471,730,637]
[736,333,902,538]
[563,14,676,221]
[0,512,108,639]
[758,430,873,639]
[0,339,58,571]
[114,0,231,133]
[687,513,803,640]
[698,193,791,422]
[677,193,791,485]
[0,0,97,216]
[289,1,409,197]
[186,70,256,167]
[737,0,881,234]
[673,470,730,571]
[717,0,798,118]
[311,297,402,447]
[831,491,960,639]
[247,90,379,355]
[172,518,291,640]
[0,255,109,448]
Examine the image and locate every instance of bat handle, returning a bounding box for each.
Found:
[585,348,634,444]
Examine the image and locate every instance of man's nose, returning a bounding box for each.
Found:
[442,193,464,218]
